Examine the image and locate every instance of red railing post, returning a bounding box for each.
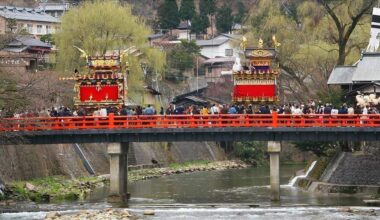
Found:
[109,113,115,129]
[190,115,196,128]
[272,112,278,127]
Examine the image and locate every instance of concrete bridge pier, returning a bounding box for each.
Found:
[107,142,129,203]
[268,141,281,201]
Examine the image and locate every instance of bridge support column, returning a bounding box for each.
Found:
[107,142,129,203]
[268,141,281,201]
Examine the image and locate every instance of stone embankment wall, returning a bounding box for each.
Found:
[308,145,380,195]
[326,153,380,185]
[0,142,226,182]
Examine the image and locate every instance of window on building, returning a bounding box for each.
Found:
[27,24,33,33]
[46,25,50,34]
[37,25,42,34]
[225,49,233,57]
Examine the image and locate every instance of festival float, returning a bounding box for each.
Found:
[60,48,131,112]
[232,37,281,104]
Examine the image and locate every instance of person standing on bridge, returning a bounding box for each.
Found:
[210,104,219,115]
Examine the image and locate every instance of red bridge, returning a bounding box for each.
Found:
[1,113,380,131]
[2,113,380,203]
[1,113,380,145]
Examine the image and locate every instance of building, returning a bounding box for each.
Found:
[196,34,240,59]
[203,56,235,83]
[36,2,70,18]
[174,20,195,41]
[0,36,52,71]
[0,6,60,36]
[327,8,380,98]
[328,52,380,97]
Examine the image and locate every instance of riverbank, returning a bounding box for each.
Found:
[1,160,248,203]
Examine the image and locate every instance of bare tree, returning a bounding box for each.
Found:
[318,0,377,65]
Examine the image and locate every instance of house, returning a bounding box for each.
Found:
[0,50,37,72]
[0,6,60,36]
[0,36,52,71]
[36,2,70,18]
[148,33,164,46]
[203,56,235,83]
[174,20,195,41]
[195,34,240,58]
[328,52,380,97]
[328,8,380,99]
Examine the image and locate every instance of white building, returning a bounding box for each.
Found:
[0,6,60,36]
[196,34,240,58]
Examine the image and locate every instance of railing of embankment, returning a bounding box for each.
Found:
[1,113,380,132]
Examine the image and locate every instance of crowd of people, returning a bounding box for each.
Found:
[0,100,378,118]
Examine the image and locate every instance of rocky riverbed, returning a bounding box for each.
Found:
[128,160,249,182]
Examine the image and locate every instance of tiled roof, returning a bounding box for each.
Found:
[203,57,236,65]
[352,53,380,82]
[327,66,356,85]
[9,36,52,48]
[0,6,60,23]
[196,38,229,47]
[328,52,380,85]
[36,3,70,11]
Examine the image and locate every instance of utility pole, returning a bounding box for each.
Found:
[196,56,199,94]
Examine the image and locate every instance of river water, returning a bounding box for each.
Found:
[1,165,379,219]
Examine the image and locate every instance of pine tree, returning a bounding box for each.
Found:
[216,4,234,33]
[234,0,247,24]
[179,0,196,21]
[200,0,216,16]
[199,0,216,37]
[191,13,208,35]
[158,0,180,31]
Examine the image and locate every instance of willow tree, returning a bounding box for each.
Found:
[55,0,166,103]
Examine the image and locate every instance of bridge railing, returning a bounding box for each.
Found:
[1,113,380,132]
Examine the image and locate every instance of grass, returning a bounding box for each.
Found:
[10,176,104,203]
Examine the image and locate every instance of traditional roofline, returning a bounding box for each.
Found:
[0,5,60,23]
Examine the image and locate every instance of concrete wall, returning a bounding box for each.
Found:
[131,142,226,166]
[0,17,6,34]
[0,141,227,182]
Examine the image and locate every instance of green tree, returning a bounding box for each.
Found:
[179,0,195,21]
[167,40,200,72]
[293,141,337,157]
[40,34,55,45]
[55,0,165,103]
[200,0,216,36]
[317,0,377,65]
[191,12,209,35]
[158,0,180,31]
[233,0,247,24]
[233,142,267,165]
[216,4,234,33]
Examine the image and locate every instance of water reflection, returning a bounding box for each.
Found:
[128,165,364,206]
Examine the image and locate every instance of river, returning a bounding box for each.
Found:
[1,164,379,219]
